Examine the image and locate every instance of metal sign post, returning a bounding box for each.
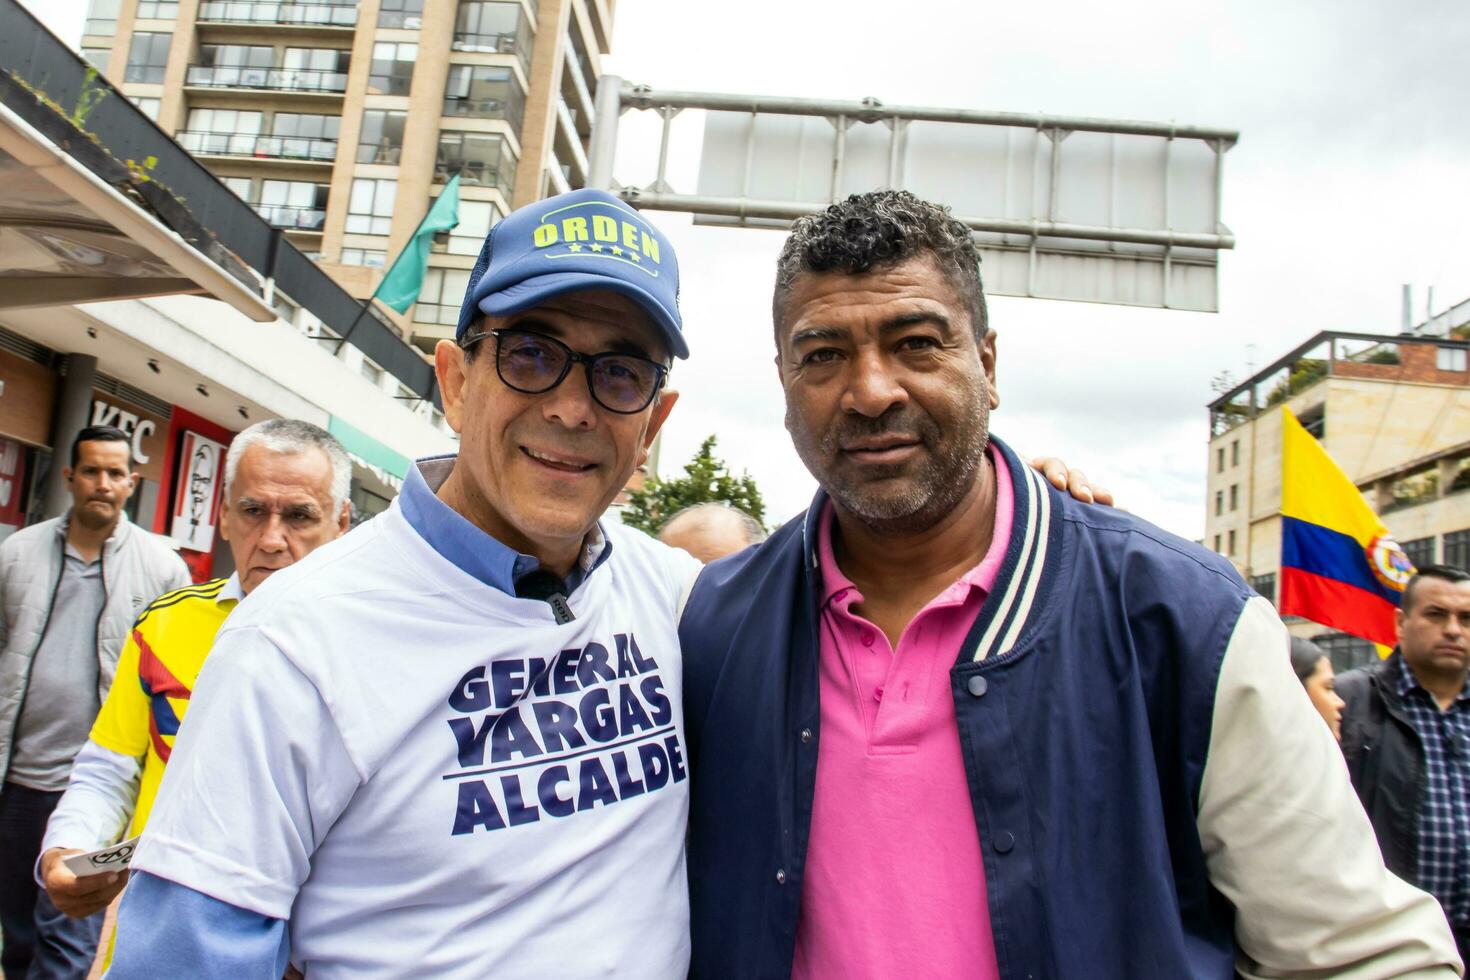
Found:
[586,76,1238,313]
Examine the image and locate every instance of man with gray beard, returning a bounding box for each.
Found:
[677,190,1459,978]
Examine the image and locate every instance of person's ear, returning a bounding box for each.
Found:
[981,328,999,410]
[642,389,679,459]
[337,501,352,534]
[434,340,470,434]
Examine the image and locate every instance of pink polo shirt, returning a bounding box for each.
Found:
[792,448,1012,980]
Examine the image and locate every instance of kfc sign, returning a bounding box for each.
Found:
[91,399,157,466]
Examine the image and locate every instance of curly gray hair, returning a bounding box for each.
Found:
[772,190,988,343]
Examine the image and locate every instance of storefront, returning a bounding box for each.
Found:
[0,327,241,578]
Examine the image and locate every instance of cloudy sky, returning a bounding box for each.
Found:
[25,0,1470,537]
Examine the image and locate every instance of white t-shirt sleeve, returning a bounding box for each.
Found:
[130,624,362,919]
[1198,596,1461,977]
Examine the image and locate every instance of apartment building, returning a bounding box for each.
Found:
[1,2,455,576]
[1204,317,1470,668]
[79,0,611,353]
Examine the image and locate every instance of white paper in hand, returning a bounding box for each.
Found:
[62,836,141,877]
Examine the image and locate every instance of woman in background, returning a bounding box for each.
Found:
[1290,637,1346,742]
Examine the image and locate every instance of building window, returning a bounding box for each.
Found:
[1385,466,1440,514]
[369,42,417,96]
[1227,530,1236,557]
[435,132,516,197]
[1213,534,1221,554]
[1248,573,1276,606]
[379,0,424,28]
[357,110,407,164]
[1444,529,1470,571]
[219,175,253,199]
[189,43,272,87]
[125,31,171,83]
[256,180,329,230]
[136,0,179,17]
[1451,456,1470,495]
[453,1,533,71]
[347,179,397,235]
[340,248,387,268]
[1214,490,1223,517]
[1231,439,1239,467]
[414,268,472,325]
[1229,484,1238,512]
[1315,631,1378,674]
[361,358,384,385]
[1402,536,1435,571]
[443,65,525,131]
[84,0,120,35]
[282,47,351,91]
[198,0,357,26]
[1438,346,1468,372]
[434,199,500,256]
[1215,446,1224,474]
[1297,405,1326,440]
[182,108,262,146]
[82,47,111,72]
[130,96,161,120]
[269,112,341,161]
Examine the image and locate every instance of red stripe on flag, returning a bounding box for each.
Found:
[1279,568,1398,646]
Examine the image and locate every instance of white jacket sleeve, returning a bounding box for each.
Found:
[1197,596,1461,978]
[35,739,142,883]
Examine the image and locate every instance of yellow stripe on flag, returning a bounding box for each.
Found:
[1279,407,1384,547]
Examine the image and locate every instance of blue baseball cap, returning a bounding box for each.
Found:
[456,189,686,359]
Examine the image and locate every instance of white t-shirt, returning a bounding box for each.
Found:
[132,495,701,979]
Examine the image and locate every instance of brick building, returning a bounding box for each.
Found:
[1205,317,1470,669]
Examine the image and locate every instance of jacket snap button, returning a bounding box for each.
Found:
[800,728,813,744]
[994,831,1015,854]
[967,675,988,697]
[775,868,787,885]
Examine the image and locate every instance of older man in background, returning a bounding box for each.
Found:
[35,420,351,963]
[658,503,767,563]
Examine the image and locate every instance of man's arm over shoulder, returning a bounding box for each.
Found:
[1197,596,1461,978]
[128,623,360,922]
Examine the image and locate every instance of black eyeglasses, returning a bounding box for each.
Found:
[461,328,669,415]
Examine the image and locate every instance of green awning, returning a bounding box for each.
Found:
[328,416,411,480]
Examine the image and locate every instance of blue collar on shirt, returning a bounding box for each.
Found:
[397,454,609,596]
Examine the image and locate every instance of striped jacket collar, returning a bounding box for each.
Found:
[798,434,1057,664]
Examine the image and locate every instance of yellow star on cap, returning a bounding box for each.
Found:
[589,243,604,252]
[567,242,584,252]
[611,245,624,256]
[628,251,642,263]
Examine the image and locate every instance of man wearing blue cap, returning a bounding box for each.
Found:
[103,190,702,978]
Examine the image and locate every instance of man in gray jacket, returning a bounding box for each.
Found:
[0,424,189,979]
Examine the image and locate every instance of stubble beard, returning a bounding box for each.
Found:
[789,386,991,537]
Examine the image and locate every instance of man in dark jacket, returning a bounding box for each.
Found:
[1340,563,1470,965]
[679,190,1459,979]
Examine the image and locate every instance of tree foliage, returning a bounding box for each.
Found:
[621,435,766,534]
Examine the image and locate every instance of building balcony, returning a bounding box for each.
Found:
[178,130,338,163]
[196,2,358,28]
[253,203,326,231]
[186,64,348,94]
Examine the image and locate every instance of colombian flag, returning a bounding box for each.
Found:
[1278,407,1414,646]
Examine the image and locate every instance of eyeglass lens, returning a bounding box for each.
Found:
[497,331,661,413]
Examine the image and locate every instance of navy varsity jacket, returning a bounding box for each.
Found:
[678,436,1458,979]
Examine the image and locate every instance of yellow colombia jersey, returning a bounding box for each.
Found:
[89,577,239,837]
